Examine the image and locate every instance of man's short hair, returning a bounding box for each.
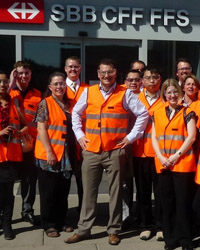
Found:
[141,65,161,78]
[176,58,192,70]
[65,56,81,65]
[125,69,141,79]
[14,61,32,70]
[98,58,117,70]
[130,60,145,70]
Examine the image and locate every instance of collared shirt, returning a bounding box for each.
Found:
[144,89,160,106]
[72,82,149,144]
[66,78,80,92]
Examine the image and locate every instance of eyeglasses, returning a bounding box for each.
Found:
[50,82,66,87]
[177,67,192,72]
[126,78,141,83]
[98,70,116,76]
[0,79,9,85]
[66,65,80,70]
[143,75,160,81]
[165,90,179,96]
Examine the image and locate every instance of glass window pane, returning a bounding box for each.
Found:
[85,44,138,85]
[23,38,80,92]
[148,40,173,81]
[0,35,15,74]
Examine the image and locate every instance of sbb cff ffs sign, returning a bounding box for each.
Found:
[0,0,44,23]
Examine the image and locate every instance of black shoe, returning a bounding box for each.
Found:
[164,245,176,250]
[3,226,15,240]
[22,213,40,226]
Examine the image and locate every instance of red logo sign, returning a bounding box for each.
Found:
[0,0,44,23]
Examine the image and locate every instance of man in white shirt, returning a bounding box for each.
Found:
[64,58,149,245]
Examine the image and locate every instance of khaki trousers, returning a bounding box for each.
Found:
[77,148,127,236]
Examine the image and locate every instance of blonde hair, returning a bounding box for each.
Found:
[160,79,183,102]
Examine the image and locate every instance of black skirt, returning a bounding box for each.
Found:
[0,161,20,183]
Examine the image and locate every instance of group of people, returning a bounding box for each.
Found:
[1,56,200,250]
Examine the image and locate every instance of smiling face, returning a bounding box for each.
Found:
[64,59,81,81]
[165,85,181,108]
[16,66,32,89]
[176,62,192,83]
[49,76,66,99]
[125,72,142,94]
[0,73,9,95]
[183,77,199,99]
[97,64,117,91]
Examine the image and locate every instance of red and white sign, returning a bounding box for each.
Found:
[0,0,44,23]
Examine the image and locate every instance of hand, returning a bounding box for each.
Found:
[10,69,18,82]
[116,137,131,148]
[78,136,90,150]
[0,126,14,136]
[168,153,180,166]
[9,69,18,90]
[46,151,57,166]
[158,155,172,168]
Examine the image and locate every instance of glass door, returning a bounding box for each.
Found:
[23,37,140,92]
[84,39,140,85]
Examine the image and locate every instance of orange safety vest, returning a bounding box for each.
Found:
[190,100,200,184]
[67,82,88,160]
[154,105,196,174]
[10,88,41,140]
[66,82,88,110]
[195,157,200,184]
[34,96,67,161]
[132,89,164,157]
[0,98,22,162]
[85,84,129,153]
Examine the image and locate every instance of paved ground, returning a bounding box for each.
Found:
[0,175,199,250]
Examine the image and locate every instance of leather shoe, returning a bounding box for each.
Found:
[108,234,120,245]
[64,233,85,244]
[22,213,40,226]
[3,225,15,240]
[164,244,177,250]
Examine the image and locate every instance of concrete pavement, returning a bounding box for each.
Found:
[0,180,198,250]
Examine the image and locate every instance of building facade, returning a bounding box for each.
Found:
[1,0,200,91]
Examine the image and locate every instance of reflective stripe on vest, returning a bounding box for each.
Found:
[34,96,67,161]
[10,89,41,140]
[0,98,22,162]
[132,90,163,157]
[154,105,196,173]
[85,84,128,153]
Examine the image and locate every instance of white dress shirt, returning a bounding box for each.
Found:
[66,78,80,92]
[72,82,149,144]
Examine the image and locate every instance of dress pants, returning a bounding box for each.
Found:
[77,148,127,236]
[19,151,37,216]
[72,160,83,212]
[134,157,162,230]
[38,167,71,231]
[159,171,195,248]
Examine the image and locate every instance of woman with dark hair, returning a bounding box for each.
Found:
[34,72,75,237]
[0,71,27,240]
[152,79,196,250]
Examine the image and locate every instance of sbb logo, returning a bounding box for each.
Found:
[0,0,44,23]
